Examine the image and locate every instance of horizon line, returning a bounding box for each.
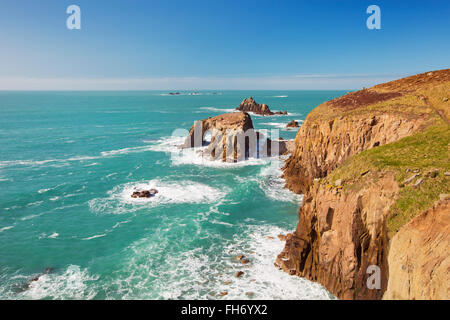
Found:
[0,73,415,91]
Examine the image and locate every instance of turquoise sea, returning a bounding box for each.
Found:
[0,91,344,300]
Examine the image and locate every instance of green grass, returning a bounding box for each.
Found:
[326,122,450,237]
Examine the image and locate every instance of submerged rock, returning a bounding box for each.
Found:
[20,267,55,292]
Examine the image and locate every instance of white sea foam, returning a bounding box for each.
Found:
[198,107,236,113]
[273,95,288,98]
[110,224,333,300]
[0,226,14,233]
[88,179,228,214]
[149,136,271,168]
[258,162,303,203]
[0,144,155,169]
[82,234,106,241]
[100,146,154,157]
[18,265,98,300]
[48,232,59,239]
[26,201,43,207]
[217,224,334,300]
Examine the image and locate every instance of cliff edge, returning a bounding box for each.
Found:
[276,69,450,300]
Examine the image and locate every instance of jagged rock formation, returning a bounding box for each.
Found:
[182,112,291,162]
[286,120,299,128]
[276,69,450,300]
[383,199,450,300]
[276,172,398,299]
[236,97,287,116]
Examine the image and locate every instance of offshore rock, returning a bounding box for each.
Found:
[182,112,291,162]
[236,97,287,116]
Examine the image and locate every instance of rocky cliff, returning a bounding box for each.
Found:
[182,112,292,162]
[276,69,450,299]
[384,198,449,300]
[236,97,287,116]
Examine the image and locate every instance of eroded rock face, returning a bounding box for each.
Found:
[236,97,286,116]
[276,69,450,300]
[275,172,399,300]
[182,112,291,162]
[282,114,427,194]
[383,199,450,300]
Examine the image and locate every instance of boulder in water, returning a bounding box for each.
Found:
[286,120,299,128]
[131,189,158,198]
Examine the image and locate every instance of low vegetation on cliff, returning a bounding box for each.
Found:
[278,69,449,300]
[326,122,449,236]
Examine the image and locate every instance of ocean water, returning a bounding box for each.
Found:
[0,90,344,300]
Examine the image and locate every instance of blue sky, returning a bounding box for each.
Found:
[0,0,449,89]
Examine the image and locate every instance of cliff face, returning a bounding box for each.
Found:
[282,69,450,194]
[282,113,426,194]
[277,69,450,300]
[276,172,398,299]
[384,198,450,300]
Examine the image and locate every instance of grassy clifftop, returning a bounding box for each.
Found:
[307,69,450,125]
[310,69,450,237]
[326,120,449,237]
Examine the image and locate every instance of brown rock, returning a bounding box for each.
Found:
[286,120,299,128]
[235,97,286,116]
[403,174,419,185]
[182,112,287,161]
[131,189,158,198]
[277,234,287,241]
[236,97,274,116]
[234,254,244,261]
[413,178,423,188]
[240,259,250,264]
[384,199,450,299]
[219,291,228,296]
[276,69,450,300]
[276,173,399,300]
[235,271,244,278]
[425,169,439,178]
[439,194,449,201]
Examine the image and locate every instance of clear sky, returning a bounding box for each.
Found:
[0,0,449,90]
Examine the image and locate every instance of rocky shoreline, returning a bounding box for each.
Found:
[165,76,449,300]
[275,69,450,300]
